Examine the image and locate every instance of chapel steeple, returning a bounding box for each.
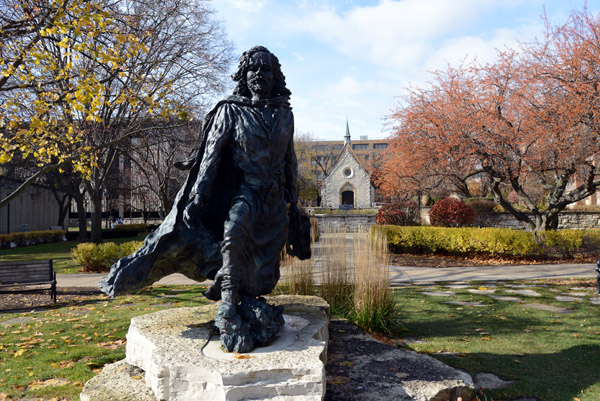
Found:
[344,119,351,144]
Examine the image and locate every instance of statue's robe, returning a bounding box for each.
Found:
[99,95,297,298]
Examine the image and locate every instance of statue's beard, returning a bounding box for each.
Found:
[248,78,272,98]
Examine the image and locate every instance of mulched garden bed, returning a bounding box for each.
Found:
[389,252,597,267]
[0,287,101,314]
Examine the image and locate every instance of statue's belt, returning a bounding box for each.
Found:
[243,174,284,188]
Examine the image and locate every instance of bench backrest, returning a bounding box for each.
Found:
[0,260,54,285]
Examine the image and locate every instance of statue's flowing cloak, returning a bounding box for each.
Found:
[99,95,297,298]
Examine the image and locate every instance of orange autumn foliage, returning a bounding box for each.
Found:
[377,8,600,232]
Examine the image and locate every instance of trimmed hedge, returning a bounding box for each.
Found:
[373,225,600,259]
[70,240,144,272]
[0,230,67,249]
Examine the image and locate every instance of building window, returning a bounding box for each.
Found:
[343,167,353,178]
[352,144,368,150]
[364,155,369,161]
[332,144,343,151]
[373,143,388,149]
[315,145,329,151]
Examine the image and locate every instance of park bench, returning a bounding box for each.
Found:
[0,260,57,302]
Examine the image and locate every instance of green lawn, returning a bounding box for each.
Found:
[0,285,208,400]
[1,279,599,400]
[0,234,147,274]
[394,278,600,401]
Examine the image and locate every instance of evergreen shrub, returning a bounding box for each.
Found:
[71,240,143,272]
[429,197,474,227]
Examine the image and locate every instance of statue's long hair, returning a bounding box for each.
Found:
[232,46,291,100]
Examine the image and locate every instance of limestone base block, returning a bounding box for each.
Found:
[81,295,329,401]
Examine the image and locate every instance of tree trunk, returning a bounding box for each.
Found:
[57,195,70,228]
[90,191,103,243]
[73,191,88,241]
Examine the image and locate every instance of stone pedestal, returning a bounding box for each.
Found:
[81,296,329,401]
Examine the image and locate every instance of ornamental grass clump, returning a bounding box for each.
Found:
[280,245,315,296]
[349,229,399,335]
[320,227,354,315]
[429,197,475,227]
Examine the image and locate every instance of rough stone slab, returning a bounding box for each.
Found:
[555,296,582,302]
[445,301,487,307]
[107,295,329,401]
[506,289,541,297]
[523,303,572,314]
[489,296,522,303]
[423,291,454,297]
[80,359,157,401]
[468,289,495,294]
[0,317,37,326]
[590,297,600,305]
[325,318,475,401]
[473,372,513,390]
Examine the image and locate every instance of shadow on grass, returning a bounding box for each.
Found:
[400,303,549,340]
[443,344,600,401]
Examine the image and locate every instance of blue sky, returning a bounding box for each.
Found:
[211,0,600,141]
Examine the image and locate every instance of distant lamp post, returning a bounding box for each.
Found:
[5,185,14,234]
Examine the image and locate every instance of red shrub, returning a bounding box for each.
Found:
[376,201,419,225]
[429,197,474,227]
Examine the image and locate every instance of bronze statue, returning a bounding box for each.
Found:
[99,46,311,352]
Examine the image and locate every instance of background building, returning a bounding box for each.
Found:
[297,121,387,207]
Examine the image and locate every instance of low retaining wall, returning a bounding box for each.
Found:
[313,214,376,233]
[421,207,600,230]
[314,210,600,232]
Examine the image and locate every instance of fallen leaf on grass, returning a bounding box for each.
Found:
[13,349,26,358]
[51,360,74,369]
[28,378,70,390]
[96,338,126,350]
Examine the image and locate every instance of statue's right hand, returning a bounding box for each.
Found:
[183,194,206,229]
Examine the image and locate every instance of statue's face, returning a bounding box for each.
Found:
[246,51,274,100]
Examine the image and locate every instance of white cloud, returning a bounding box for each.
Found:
[293,0,500,68]
[228,0,268,12]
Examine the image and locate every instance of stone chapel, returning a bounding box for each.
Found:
[320,122,374,209]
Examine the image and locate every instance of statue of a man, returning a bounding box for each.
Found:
[99,46,310,352]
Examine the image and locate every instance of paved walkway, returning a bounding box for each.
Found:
[57,263,597,289]
[56,233,597,288]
